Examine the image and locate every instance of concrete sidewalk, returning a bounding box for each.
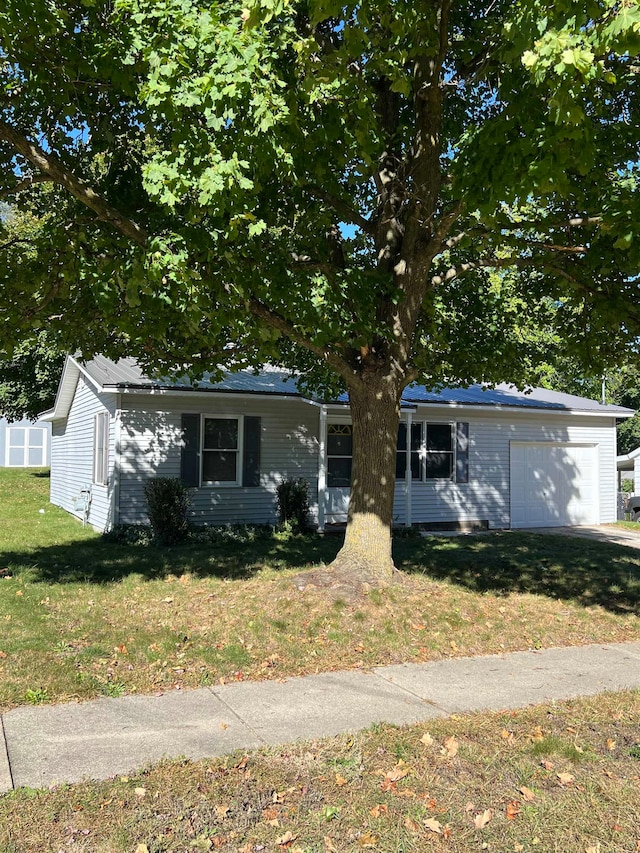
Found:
[2,641,639,793]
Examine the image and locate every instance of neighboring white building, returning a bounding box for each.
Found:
[41,355,635,533]
[0,416,51,468]
[617,446,640,491]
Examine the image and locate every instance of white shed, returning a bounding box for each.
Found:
[0,416,51,468]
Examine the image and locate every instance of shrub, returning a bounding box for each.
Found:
[187,523,274,545]
[144,478,191,545]
[103,524,153,545]
[275,478,310,531]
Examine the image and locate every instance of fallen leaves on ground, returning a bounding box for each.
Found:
[442,736,459,758]
[474,809,494,829]
[424,817,443,834]
[506,800,521,820]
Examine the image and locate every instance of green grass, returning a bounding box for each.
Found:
[0,469,639,711]
[1,470,640,851]
[1,690,639,852]
[612,520,640,531]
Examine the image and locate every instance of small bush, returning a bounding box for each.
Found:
[276,478,310,531]
[103,524,153,545]
[187,523,274,545]
[144,478,191,545]
[393,525,421,539]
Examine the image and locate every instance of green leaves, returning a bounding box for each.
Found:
[0,0,637,397]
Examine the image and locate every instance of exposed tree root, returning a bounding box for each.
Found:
[289,559,404,603]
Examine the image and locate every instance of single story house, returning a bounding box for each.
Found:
[40,355,634,532]
[617,446,640,490]
[0,416,51,468]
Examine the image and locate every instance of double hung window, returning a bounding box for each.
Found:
[327,423,352,487]
[396,421,469,482]
[425,423,454,479]
[180,414,261,488]
[202,417,239,483]
[395,423,422,479]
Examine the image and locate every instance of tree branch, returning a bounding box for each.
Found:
[0,174,54,200]
[0,237,34,252]
[431,249,593,287]
[433,200,464,252]
[0,122,149,247]
[529,242,587,254]
[445,215,602,251]
[497,215,602,231]
[289,254,339,277]
[244,294,354,382]
[431,255,542,286]
[308,185,375,236]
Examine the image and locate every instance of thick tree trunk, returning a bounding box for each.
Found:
[330,372,402,583]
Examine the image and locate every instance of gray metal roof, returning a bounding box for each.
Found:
[400,382,634,414]
[84,356,301,396]
[80,356,634,416]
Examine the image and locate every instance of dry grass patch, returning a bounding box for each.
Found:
[1,469,638,710]
[1,563,638,711]
[2,691,639,852]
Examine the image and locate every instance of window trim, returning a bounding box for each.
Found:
[396,420,468,483]
[326,421,353,489]
[424,422,455,481]
[200,414,244,487]
[93,412,109,486]
[5,426,47,468]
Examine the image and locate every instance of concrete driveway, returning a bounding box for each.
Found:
[526,525,640,550]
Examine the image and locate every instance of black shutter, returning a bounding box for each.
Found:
[181,414,200,487]
[456,422,469,484]
[243,416,261,487]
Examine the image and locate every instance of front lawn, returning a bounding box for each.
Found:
[2,690,639,852]
[0,469,639,711]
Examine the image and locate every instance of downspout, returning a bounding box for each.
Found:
[318,405,327,532]
[111,397,122,530]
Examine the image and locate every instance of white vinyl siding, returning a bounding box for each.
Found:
[118,394,319,526]
[49,376,116,531]
[402,411,617,528]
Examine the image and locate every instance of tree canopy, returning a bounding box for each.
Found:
[0,331,64,421]
[1,0,639,578]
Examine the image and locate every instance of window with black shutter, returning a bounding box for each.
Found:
[182,414,261,487]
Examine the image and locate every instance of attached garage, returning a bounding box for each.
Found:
[510,442,599,528]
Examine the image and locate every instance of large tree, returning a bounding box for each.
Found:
[0,332,64,421]
[1,0,639,580]
[541,361,640,456]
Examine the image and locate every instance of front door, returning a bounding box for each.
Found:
[325,422,352,523]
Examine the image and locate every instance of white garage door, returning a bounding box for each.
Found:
[510,443,598,528]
